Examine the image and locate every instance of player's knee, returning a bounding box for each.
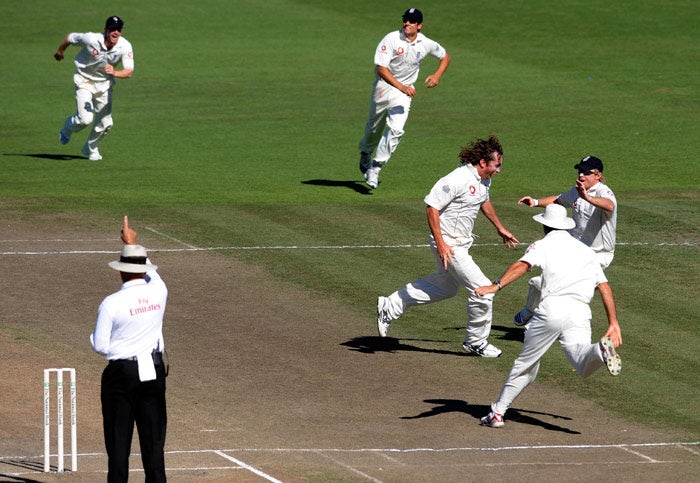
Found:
[75,111,94,126]
[389,127,404,138]
[96,116,114,134]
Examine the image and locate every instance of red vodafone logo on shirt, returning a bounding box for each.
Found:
[469,185,477,195]
[91,48,99,57]
[397,47,405,56]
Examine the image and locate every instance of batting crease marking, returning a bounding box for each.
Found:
[145,227,199,249]
[214,450,282,483]
[314,450,383,483]
[618,446,659,463]
[0,241,696,257]
[677,444,700,456]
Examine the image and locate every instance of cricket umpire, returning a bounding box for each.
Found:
[475,204,622,428]
[91,216,168,482]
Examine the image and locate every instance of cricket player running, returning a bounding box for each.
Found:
[376,135,519,358]
[358,8,451,189]
[476,204,622,428]
[54,16,134,161]
[513,155,617,326]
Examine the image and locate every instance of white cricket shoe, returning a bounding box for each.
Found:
[82,145,102,161]
[365,165,381,189]
[463,340,502,358]
[599,336,621,376]
[480,411,505,428]
[377,296,391,337]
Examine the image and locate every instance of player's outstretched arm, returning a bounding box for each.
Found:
[597,282,622,347]
[54,34,71,61]
[480,201,519,248]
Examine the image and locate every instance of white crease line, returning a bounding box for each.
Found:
[678,444,700,456]
[314,450,383,483]
[211,441,700,453]
[0,241,697,257]
[618,446,659,462]
[145,227,199,249]
[4,442,694,461]
[214,450,282,483]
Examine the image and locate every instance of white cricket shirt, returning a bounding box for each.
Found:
[373,30,447,86]
[424,164,490,246]
[68,32,134,82]
[557,181,617,254]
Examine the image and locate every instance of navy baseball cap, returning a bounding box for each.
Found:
[574,155,604,172]
[105,16,124,32]
[402,8,423,23]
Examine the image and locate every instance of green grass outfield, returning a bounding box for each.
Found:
[2,0,698,436]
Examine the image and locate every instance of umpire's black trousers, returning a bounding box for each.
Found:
[101,355,167,483]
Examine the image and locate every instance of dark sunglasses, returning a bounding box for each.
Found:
[578,170,596,176]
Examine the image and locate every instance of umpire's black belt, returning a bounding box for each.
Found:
[121,350,163,364]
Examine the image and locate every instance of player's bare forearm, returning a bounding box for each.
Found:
[481,201,519,248]
[54,36,70,61]
[577,183,615,212]
[106,66,133,79]
[426,206,453,268]
[518,194,559,208]
[425,53,450,88]
[377,65,415,96]
[474,261,530,296]
[597,282,622,346]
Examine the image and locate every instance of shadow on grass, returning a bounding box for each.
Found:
[4,153,86,161]
[341,336,464,356]
[301,179,373,195]
[443,324,525,343]
[402,398,580,434]
[491,324,525,343]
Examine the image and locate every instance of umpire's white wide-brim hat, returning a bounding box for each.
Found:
[533,204,576,230]
[108,244,157,273]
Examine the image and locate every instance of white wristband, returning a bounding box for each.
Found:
[533,199,539,207]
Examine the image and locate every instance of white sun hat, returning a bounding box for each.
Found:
[108,244,157,273]
[533,204,576,230]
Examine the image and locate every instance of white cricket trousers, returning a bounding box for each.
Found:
[358,79,412,165]
[521,251,614,315]
[63,74,114,156]
[383,240,494,345]
[492,297,605,415]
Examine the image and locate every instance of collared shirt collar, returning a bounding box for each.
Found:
[121,278,147,290]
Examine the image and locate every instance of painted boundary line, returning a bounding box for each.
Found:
[0,241,697,257]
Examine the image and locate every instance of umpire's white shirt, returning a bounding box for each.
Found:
[91,267,167,380]
[424,164,490,246]
[520,230,607,305]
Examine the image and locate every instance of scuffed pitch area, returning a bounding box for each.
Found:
[1,216,698,481]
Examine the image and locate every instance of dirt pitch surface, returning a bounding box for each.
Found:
[1,217,698,482]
